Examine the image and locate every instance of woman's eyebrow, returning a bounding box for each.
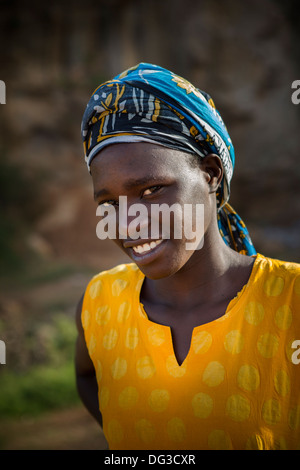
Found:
[94,188,109,201]
[123,176,163,190]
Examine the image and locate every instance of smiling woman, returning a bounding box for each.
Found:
[93,144,207,276]
[75,63,300,450]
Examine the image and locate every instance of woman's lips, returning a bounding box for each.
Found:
[123,238,165,262]
[132,239,163,254]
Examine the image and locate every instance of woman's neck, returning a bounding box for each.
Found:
[141,232,254,311]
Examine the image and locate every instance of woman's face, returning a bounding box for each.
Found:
[91,143,219,279]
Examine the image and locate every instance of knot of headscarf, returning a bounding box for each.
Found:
[81,63,256,256]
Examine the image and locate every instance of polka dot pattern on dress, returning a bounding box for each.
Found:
[81,256,300,450]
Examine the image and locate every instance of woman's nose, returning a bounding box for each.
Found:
[118,202,150,240]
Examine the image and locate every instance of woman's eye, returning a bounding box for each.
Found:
[99,200,118,207]
[143,186,162,196]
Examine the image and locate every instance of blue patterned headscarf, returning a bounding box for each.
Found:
[81,63,256,256]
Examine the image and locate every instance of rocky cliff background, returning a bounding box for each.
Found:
[0,0,299,449]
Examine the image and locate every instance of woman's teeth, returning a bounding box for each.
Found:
[132,239,163,254]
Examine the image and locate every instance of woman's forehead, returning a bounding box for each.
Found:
[91,142,191,177]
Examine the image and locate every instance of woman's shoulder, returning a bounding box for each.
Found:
[253,253,300,299]
[84,262,143,300]
[256,253,300,277]
[90,262,141,282]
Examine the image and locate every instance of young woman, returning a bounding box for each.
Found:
[75,63,300,450]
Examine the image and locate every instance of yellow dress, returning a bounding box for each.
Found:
[82,253,300,450]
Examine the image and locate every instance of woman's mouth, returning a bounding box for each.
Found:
[132,239,163,254]
[123,238,165,264]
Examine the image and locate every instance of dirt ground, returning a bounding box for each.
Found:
[0,405,108,450]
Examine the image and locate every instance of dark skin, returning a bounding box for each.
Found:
[75,142,255,427]
[75,294,103,427]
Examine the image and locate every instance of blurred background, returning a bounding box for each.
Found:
[0,0,299,450]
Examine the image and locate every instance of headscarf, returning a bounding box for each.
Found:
[81,63,256,256]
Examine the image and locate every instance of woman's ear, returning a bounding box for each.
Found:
[200,154,223,193]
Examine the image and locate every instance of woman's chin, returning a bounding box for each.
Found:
[129,240,196,280]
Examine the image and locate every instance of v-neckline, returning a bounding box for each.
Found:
[134,254,261,367]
